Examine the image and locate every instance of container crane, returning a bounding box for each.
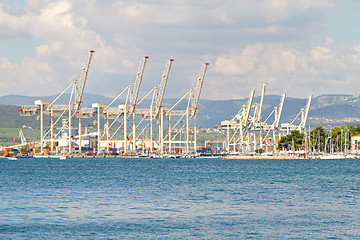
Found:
[129,56,148,152]
[128,59,174,154]
[260,93,286,152]
[188,62,209,152]
[74,50,95,154]
[218,90,255,153]
[18,50,95,155]
[281,95,312,134]
[161,63,209,155]
[91,56,149,154]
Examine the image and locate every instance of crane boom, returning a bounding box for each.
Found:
[300,95,312,130]
[129,56,149,113]
[273,93,286,128]
[154,59,174,115]
[256,83,267,123]
[243,90,255,127]
[75,50,95,111]
[190,63,209,116]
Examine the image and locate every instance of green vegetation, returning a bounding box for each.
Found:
[255,148,264,154]
[278,130,305,151]
[309,125,353,153]
[0,105,39,146]
[278,125,357,152]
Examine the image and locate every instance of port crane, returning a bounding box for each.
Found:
[131,59,174,154]
[19,50,95,154]
[91,56,149,154]
[246,84,267,152]
[161,62,209,155]
[280,95,312,134]
[218,84,287,154]
[218,89,255,153]
[258,93,286,152]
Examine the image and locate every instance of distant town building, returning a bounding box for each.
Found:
[350,134,360,154]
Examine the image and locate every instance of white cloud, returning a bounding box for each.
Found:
[208,41,360,99]
[0,0,358,101]
[0,3,28,37]
[0,57,60,96]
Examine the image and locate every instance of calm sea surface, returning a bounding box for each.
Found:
[0,158,359,239]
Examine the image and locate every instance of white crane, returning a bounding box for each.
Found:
[19,50,95,155]
[259,93,286,152]
[89,56,149,154]
[161,63,210,155]
[281,95,312,134]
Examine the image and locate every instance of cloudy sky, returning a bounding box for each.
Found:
[1,0,360,100]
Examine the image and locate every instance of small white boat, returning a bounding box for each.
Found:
[7,157,18,160]
[318,154,349,159]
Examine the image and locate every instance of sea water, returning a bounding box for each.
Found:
[0,158,359,239]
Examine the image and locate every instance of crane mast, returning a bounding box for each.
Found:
[190,63,209,116]
[154,59,174,116]
[129,56,149,114]
[75,50,95,111]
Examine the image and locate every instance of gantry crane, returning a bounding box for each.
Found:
[128,56,149,151]
[218,89,255,153]
[259,93,286,152]
[246,83,267,152]
[126,59,174,154]
[19,50,95,155]
[73,50,95,154]
[280,95,312,134]
[161,62,209,156]
[90,56,149,154]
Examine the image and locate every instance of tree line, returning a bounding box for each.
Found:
[277,125,360,152]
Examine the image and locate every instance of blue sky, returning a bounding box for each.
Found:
[1,0,360,100]
[325,0,360,47]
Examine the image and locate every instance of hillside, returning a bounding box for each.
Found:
[1,93,360,132]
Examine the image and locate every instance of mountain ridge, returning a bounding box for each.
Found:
[1,93,360,128]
